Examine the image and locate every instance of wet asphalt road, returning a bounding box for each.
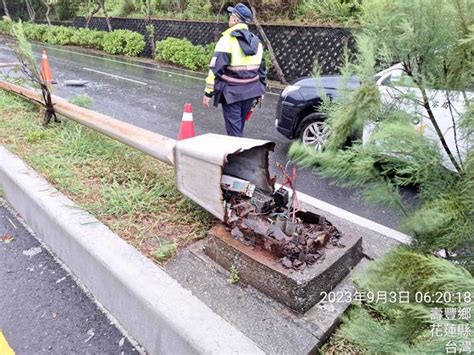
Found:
[0,201,138,354]
[0,40,406,230]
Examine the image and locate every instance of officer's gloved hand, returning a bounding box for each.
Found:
[256,95,264,106]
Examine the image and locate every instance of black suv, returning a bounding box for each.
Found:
[275,76,360,150]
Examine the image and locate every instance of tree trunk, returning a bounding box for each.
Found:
[25,0,36,22]
[419,86,463,173]
[213,0,225,42]
[145,0,155,53]
[100,0,112,32]
[42,0,51,26]
[86,2,101,29]
[404,61,463,174]
[248,1,287,85]
[146,0,151,22]
[2,0,10,19]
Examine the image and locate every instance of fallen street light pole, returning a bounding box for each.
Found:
[0,80,275,221]
[0,80,175,166]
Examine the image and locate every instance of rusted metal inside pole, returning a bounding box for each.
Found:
[0,80,175,166]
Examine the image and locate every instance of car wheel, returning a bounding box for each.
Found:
[299,114,331,152]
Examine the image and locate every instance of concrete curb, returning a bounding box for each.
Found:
[0,147,263,355]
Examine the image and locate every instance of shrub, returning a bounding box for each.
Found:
[43,25,76,45]
[102,29,145,56]
[70,28,105,50]
[0,18,12,35]
[4,22,144,58]
[155,37,214,71]
[22,23,49,41]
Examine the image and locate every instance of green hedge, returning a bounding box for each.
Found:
[0,20,144,56]
[155,37,272,72]
[102,29,145,56]
[155,37,214,71]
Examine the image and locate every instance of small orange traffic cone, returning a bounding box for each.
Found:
[41,48,55,84]
[177,103,195,140]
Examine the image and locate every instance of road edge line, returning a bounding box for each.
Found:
[0,146,263,354]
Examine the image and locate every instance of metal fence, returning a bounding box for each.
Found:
[74,17,355,81]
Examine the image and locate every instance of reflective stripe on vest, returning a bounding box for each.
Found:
[221,74,259,84]
[227,64,260,72]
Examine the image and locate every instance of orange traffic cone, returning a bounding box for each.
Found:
[41,49,55,84]
[177,103,195,140]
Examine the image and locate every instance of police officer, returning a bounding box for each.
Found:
[202,3,267,137]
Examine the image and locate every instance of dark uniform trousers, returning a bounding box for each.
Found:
[221,97,254,137]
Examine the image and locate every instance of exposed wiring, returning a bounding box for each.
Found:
[277,160,301,223]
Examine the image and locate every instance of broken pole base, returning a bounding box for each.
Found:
[204,223,363,313]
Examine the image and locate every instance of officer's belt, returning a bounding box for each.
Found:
[221,74,259,84]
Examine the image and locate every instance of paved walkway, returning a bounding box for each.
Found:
[0,200,139,354]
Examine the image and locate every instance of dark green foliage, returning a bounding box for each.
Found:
[119,0,137,16]
[155,37,214,71]
[102,29,145,56]
[53,0,80,21]
[5,0,45,21]
[339,248,474,353]
[297,0,362,24]
[1,20,144,56]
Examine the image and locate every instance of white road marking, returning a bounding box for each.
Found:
[4,43,280,96]
[22,246,42,257]
[82,67,148,86]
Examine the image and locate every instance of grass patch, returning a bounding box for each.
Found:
[320,330,364,354]
[69,94,93,108]
[227,265,240,285]
[0,90,215,263]
[152,240,178,263]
